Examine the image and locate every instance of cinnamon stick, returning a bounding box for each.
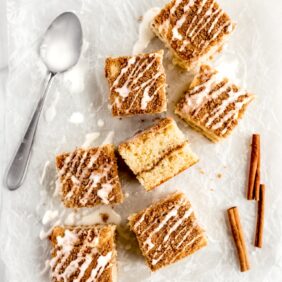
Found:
[227,207,250,272]
[254,136,261,201]
[247,134,260,200]
[254,184,265,248]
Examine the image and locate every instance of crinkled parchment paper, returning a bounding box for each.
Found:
[2,0,282,281]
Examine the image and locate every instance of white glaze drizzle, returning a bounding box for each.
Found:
[134,198,186,251]
[50,230,80,272]
[143,204,179,251]
[184,71,223,112]
[182,68,251,134]
[145,206,193,256]
[40,161,50,185]
[171,0,195,40]
[132,7,161,55]
[111,52,163,112]
[205,88,246,128]
[49,229,113,282]
[158,0,183,34]
[86,251,112,282]
[214,95,253,134]
[57,145,115,206]
[151,221,198,266]
[152,231,202,266]
[154,0,233,54]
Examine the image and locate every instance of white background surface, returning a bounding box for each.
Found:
[1,0,282,281]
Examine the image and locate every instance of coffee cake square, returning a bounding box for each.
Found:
[128,192,207,271]
[49,225,117,282]
[118,118,198,191]
[105,50,167,116]
[151,0,235,70]
[175,65,255,142]
[56,144,123,208]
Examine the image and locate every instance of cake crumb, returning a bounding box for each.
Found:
[216,173,222,179]
[137,16,143,22]
[198,168,205,174]
[100,213,109,223]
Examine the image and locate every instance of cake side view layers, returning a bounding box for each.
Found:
[118,117,198,190]
[128,192,207,271]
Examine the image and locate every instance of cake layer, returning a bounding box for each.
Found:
[105,50,167,116]
[118,117,186,175]
[128,192,207,271]
[151,0,235,70]
[56,144,123,208]
[137,142,198,190]
[175,65,255,142]
[49,225,117,282]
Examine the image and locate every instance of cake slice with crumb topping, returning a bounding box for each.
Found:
[175,65,255,142]
[118,117,198,191]
[128,192,207,271]
[151,0,235,70]
[56,144,123,208]
[49,225,117,282]
[105,50,167,116]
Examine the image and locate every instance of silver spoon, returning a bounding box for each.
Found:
[5,12,83,190]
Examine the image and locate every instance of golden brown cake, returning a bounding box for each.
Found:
[118,117,198,191]
[175,65,255,142]
[105,50,167,116]
[56,144,123,208]
[128,192,207,271]
[49,225,117,282]
[151,0,235,70]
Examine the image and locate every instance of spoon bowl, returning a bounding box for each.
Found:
[5,12,83,190]
[40,12,83,74]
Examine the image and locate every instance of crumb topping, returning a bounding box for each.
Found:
[105,51,166,116]
[151,0,234,67]
[176,65,254,138]
[56,145,123,208]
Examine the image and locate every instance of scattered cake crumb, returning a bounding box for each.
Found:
[198,168,205,174]
[137,16,143,22]
[100,213,109,223]
[216,173,222,179]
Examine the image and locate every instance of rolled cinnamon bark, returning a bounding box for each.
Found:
[254,136,261,201]
[247,134,260,200]
[254,184,265,248]
[227,207,250,272]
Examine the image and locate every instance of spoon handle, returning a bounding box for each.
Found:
[5,72,55,190]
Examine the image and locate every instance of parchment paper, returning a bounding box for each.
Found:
[2,0,282,281]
